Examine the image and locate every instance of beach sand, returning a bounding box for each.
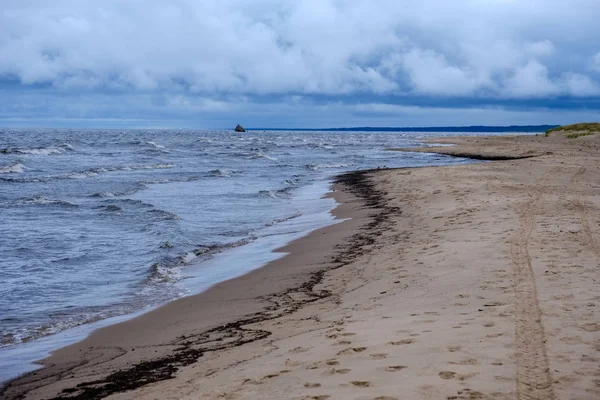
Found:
[3,133,599,399]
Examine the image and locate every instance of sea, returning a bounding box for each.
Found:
[0,128,532,382]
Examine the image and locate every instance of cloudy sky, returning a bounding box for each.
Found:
[1,0,600,128]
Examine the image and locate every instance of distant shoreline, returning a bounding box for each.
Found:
[246,125,557,132]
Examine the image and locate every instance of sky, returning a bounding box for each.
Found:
[1,0,600,129]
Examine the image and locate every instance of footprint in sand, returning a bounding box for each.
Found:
[333,340,352,346]
[291,346,309,353]
[449,359,478,366]
[370,353,388,359]
[285,359,302,367]
[385,365,407,372]
[439,371,476,381]
[262,373,279,379]
[304,383,322,388]
[304,396,330,400]
[447,345,461,352]
[325,360,339,366]
[389,339,413,345]
[337,347,367,355]
[373,397,399,400]
[242,378,264,385]
[350,381,372,387]
[330,368,351,375]
[439,371,457,379]
[581,322,600,332]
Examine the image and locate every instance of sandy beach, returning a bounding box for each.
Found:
[3,133,599,400]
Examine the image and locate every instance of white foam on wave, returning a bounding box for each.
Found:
[20,195,77,207]
[180,252,197,264]
[63,163,176,181]
[144,263,183,285]
[67,171,99,179]
[305,162,350,171]
[0,162,26,174]
[264,211,303,226]
[131,163,175,170]
[145,141,165,149]
[257,189,279,199]
[59,143,74,151]
[0,147,62,155]
[209,168,235,177]
[252,151,277,161]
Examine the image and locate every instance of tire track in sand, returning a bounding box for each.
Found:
[510,170,555,400]
[572,166,600,262]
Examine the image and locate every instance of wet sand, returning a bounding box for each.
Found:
[3,133,600,399]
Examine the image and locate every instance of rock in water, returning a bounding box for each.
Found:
[235,124,246,132]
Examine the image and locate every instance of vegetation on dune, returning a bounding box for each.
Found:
[566,131,597,139]
[545,122,600,138]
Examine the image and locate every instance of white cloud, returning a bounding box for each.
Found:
[0,0,599,101]
[504,61,561,97]
[592,53,600,72]
[562,73,600,96]
[399,49,491,95]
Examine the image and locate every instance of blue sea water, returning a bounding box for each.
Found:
[0,128,527,381]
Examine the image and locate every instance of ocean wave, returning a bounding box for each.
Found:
[89,183,147,198]
[67,171,99,179]
[145,141,165,149]
[264,211,303,227]
[257,189,279,199]
[0,161,26,174]
[102,198,154,209]
[9,163,176,184]
[59,143,75,151]
[147,209,181,220]
[99,163,175,172]
[0,147,62,155]
[0,176,48,183]
[20,195,77,207]
[305,162,350,171]
[251,151,277,161]
[276,186,294,196]
[96,204,123,212]
[179,252,197,264]
[90,191,116,198]
[0,305,138,348]
[209,168,238,178]
[142,175,200,185]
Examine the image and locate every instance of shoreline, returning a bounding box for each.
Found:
[0,179,340,385]
[4,133,599,399]
[2,169,389,399]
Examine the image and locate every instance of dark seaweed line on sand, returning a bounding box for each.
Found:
[388,147,542,161]
[2,169,398,400]
[435,152,539,161]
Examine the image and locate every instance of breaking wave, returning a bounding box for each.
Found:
[305,162,351,171]
[264,211,303,226]
[251,151,277,161]
[257,189,279,199]
[0,162,26,174]
[0,147,62,155]
[19,195,78,207]
[209,168,240,178]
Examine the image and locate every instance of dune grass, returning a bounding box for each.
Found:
[545,122,600,138]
